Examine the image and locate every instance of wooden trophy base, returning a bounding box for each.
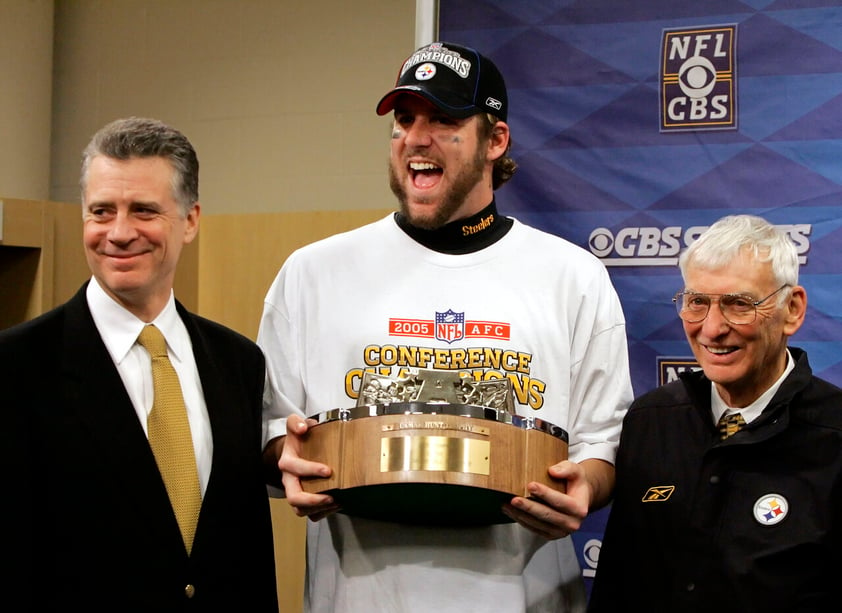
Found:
[299,402,568,526]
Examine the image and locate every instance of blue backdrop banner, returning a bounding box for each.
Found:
[439,0,842,595]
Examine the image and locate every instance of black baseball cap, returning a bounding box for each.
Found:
[376,42,508,121]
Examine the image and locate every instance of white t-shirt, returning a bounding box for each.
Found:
[258,215,633,613]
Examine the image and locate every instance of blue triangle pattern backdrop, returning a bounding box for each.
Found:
[440,0,842,595]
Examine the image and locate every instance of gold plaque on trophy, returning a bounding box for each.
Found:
[299,370,568,526]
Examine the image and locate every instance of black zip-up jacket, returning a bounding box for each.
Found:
[589,347,842,612]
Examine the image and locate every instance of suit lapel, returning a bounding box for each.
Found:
[177,305,239,482]
[60,288,174,500]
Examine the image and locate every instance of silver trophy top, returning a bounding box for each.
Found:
[357,369,515,413]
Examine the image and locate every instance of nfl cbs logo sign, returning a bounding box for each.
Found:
[660,24,737,132]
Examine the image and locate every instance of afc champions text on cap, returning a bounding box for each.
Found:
[376,42,508,122]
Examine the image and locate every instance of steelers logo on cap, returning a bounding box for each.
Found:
[415,63,436,80]
[753,494,789,526]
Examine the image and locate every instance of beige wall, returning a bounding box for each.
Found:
[0,1,54,200]
[49,0,417,216]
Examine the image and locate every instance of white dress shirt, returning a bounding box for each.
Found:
[86,277,213,495]
[711,349,796,426]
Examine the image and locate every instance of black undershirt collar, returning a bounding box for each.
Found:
[394,200,514,254]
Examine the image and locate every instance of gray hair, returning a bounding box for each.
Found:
[679,215,800,294]
[80,117,199,216]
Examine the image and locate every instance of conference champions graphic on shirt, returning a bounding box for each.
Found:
[341,309,548,410]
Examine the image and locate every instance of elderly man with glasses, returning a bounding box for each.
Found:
[588,214,842,612]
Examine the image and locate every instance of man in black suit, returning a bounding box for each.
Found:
[1,117,278,611]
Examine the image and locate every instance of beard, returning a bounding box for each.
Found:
[389,143,487,230]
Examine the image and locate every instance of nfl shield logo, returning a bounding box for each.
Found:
[435,309,465,343]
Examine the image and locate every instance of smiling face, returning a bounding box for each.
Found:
[682,249,806,407]
[83,155,199,321]
[387,95,508,229]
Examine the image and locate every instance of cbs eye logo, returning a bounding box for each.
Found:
[678,55,717,99]
[581,538,601,578]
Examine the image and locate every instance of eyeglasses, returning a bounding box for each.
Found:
[673,284,790,325]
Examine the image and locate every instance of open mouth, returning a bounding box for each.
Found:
[409,161,442,188]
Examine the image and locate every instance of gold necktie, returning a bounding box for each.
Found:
[137,324,202,554]
[717,412,746,440]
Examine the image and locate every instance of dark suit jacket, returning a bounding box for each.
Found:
[1,283,279,612]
